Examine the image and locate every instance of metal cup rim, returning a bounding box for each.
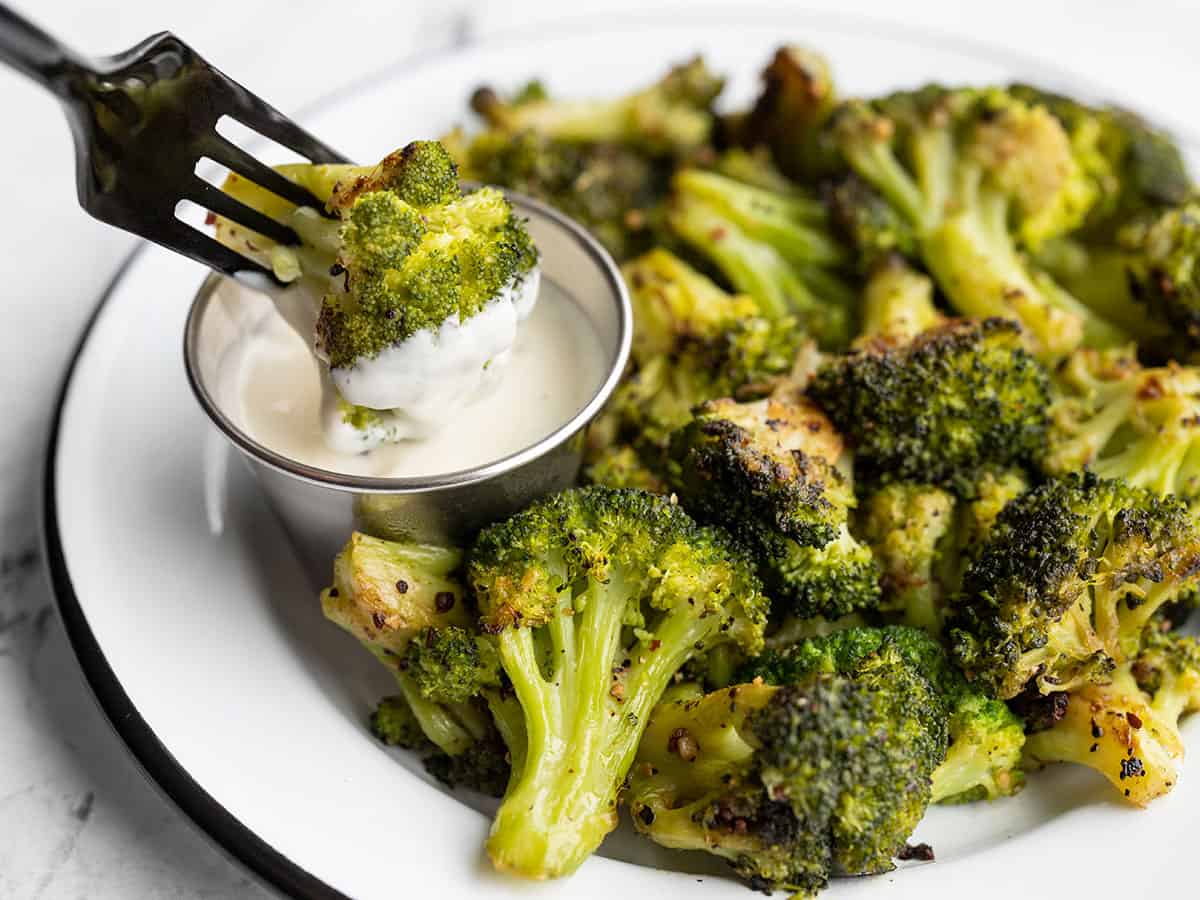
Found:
[182,188,632,495]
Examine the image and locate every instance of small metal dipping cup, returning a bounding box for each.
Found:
[184,192,631,574]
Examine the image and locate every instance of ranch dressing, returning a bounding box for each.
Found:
[230,277,608,478]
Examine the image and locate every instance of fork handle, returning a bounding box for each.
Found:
[0,4,85,95]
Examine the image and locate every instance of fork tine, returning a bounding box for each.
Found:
[187,177,299,246]
[158,219,278,280]
[202,135,331,211]
[223,87,350,165]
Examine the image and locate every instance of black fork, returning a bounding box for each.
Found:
[0,3,349,282]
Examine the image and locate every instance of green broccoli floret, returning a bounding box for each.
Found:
[448,127,669,261]
[588,249,802,474]
[822,176,921,276]
[860,482,955,632]
[809,318,1050,485]
[627,672,942,897]
[1044,346,1200,499]
[722,45,842,182]
[948,473,1200,700]
[369,694,428,749]
[470,57,723,157]
[711,147,806,195]
[667,394,881,621]
[467,486,767,879]
[739,626,1025,805]
[666,168,855,347]
[853,255,943,344]
[1120,202,1200,349]
[832,87,1130,358]
[320,533,510,767]
[1023,630,1200,806]
[582,443,668,492]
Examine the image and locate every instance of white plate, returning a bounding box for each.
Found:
[44,12,1200,899]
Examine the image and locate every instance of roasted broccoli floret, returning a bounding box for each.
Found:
[1023,630,1200,806]
[470,58,723,157]
[1044,346,1200,499]
[216,141,539,447]
[832,87,1130,357]
[467,487,767,879]
[666,168,855,348]
[739,626,1025,805]
[628,672,942,897]
[582,443,668,492]
[721,45,841,182]
[1120,202,1200,349]
[948,474,1200,700]
[448,128,669,261]
[810,318,1050,485]
[821,175,922,276]
[320,532,518,793]
[667,395,881,621]
[854,255,943,344]
[589,249,802,474]
[861,482,955,632]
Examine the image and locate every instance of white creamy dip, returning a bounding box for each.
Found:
[229,277,608,478]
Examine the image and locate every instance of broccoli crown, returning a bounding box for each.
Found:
[666,167,855,349]
[452,128,669,261]
[831,86,1130,357]
[860,482,955,631]
[594,249,802,457]
[1024,632,1200,807]
[739,625,1024,804]
[1120,202,1200,346]
[627,673,940,896]
[1044,345,1200,498]
[948,473,1200,700]
[314,141,538,369]
[763,528,883,622]
[470,57,723,156]
[810,318,1051,485]
[668,395,851,549]
[466,486,767,879]
[403,625,500,705]
[582,443,668,493]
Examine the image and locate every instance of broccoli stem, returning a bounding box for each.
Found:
[486,577,732,877]
[394,671,490,756]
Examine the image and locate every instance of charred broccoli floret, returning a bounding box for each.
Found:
[470,58,723,157]
[668,395,881,621]
[467,487,767,879]
[809,318,1050,485]
[948,474,1200,700]
[832,87,1130,357]
[821,175,921,276]
[1023,630,1200,806]
[667,168,855,348]
[320,533,518,792]
[739,626,1025,805]
[1120,202,1200,349]
[628,672,941,897]
[589,249,802,474]
[1044,346,1200,499]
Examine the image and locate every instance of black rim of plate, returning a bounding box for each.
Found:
[39,10,1198,900]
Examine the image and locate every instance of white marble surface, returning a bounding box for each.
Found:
[2,1,1198,897]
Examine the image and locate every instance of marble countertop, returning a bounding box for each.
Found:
[2,1,1196,896]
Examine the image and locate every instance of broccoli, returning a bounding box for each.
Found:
[666,168,856,348]
[667,394,881,622]
[854,255,943,344]
[582,443,668,493]
[1023,630,1200,806]
[721,45,841,182]
[467,486,768,878]
[627,673,942,897]
[948,474,1200,700]
[711,147,807,195]
[1120,202,1200,349]
[448,128,669,261]
[588,249,802,476]
[1044,346,1200,499]
[809,317,1051,486]
[215,141,540,443]
[860,482,955,632]
[470,57,723,157]
[320,533,518,793]
[739,626,1025,805]
[821,175,921,276]
[832,87,1130,357]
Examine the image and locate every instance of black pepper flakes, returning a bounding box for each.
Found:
[435,592,456,613]
[395,580,409,594]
